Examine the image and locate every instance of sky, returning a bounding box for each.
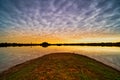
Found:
[0,0,120,43]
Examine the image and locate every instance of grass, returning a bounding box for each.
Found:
[0,53,120,80]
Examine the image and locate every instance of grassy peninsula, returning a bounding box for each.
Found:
[0,53,120,80]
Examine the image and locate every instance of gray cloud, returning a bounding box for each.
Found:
[0,0,120,41]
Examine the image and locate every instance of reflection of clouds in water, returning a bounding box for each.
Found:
[0,0,120,41]
[89,54,120,71]
[0,46,120,72]
[105,55,120,68]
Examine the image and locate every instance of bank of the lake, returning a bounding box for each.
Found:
[0,53,120,80]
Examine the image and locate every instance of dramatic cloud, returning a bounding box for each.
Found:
[0,0,120,42]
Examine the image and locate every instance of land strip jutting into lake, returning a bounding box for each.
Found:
[0,53,120,80]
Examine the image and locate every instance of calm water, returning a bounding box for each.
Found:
[0,46,120,72]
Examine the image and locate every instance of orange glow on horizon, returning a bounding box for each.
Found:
[70,37,120,43]
[1,33,120,43]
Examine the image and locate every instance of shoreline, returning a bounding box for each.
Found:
[0,53,120,80]
[1,53,120,73]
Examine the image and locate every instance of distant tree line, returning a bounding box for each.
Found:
[0,42,120,47]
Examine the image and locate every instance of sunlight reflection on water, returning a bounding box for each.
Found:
[0,46,120,72]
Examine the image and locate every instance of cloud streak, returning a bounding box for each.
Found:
[0,0,120,42]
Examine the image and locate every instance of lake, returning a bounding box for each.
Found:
[0,46,120,72]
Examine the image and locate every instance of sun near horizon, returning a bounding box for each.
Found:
[0,0,120,44]
[0,35,120,44]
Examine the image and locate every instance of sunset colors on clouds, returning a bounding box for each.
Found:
[0,0,120,43]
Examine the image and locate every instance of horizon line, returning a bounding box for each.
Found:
[0,42,120,48]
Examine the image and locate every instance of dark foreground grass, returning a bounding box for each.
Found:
[0,53,120,80]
